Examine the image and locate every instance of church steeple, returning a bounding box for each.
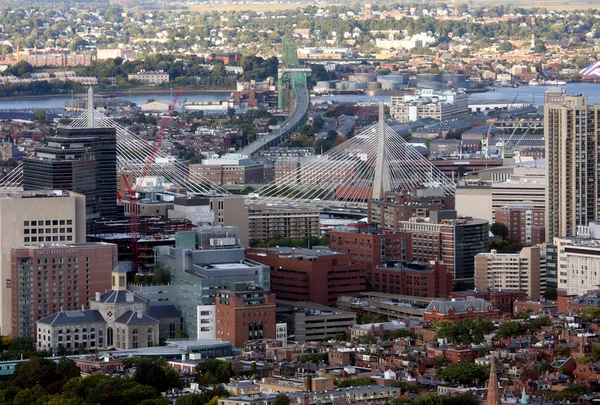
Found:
[487,355,501,405]
[520,387,528,405]
[111,263,129,291]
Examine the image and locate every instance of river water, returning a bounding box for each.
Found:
[0,92,227,110]
[0,82,599,110]
[313,82,600,106]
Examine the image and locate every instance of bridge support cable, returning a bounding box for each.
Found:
[248,119,455,209]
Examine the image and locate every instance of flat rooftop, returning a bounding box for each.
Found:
[253,247,342,257]
[0,190,78,199]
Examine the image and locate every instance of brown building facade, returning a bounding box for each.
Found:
[369,190,455,230]
[190,156,264,186]
[11,242,117,338]
[329,228,412,273]
[371,260,453,298]
[495,206,546,246]
[215,283,276,348]
[398,213,489,282]
[245,248,366,306]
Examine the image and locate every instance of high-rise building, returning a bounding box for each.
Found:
[555,235,600,296]
[11,242,117,337]
[248,206,320,241]
[189,154,264,186]
[245,247,365,306]
[153,227,270,338]
[215,283,276,348]
[23,127,118,222]
[168,194,249,246]
[371,260,453,297]
[456,166,546,224]
[329,227,412,270]
[495,206,546,246]
[390,89,468,122]
[475,246,546,299]
[368,189,455,230]
[397,211,489,281]
[545,94,600,240]
[0,190,86,336]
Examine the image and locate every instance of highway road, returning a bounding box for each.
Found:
[238,84,309,156]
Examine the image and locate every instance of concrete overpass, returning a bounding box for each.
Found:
[238,84,309,156]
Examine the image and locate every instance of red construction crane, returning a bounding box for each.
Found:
[117,92,181,273]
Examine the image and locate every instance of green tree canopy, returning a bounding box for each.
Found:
[490,222,509,240]
[547,384,591,401]
[436,363,489,385]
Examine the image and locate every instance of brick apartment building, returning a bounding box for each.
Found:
[215,283,276,348]
[245,247,366,306]
[18,48,94,67]
[11,242,117,338]
[427,345,477,364]
[190,154,264,186]
[397,211,489,281]
[557,293,600,315]
[329,227,412,271]
[369,189,455,230]
[495,205,546,245]
[371,260,453,298]
[206,52,242,65]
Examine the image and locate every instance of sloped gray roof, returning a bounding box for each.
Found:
[38,310,106,326]
[115,310,159,326]
[98,290,148,304]
[113,262,132,273]
[425,298,494,315]
[148,305,181,320]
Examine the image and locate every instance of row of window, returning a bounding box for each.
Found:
[24,220,72,227]
[24,228,72,235]
[24,236,73,243]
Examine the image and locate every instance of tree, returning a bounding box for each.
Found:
[547,384,591,401]
[132,358,181,393]
[435,318,493,345]
[35,109,48,123]
[12,357,63,394]
[274,393,291,405]
[411,393,443,405]
[176,387,228,405]
[57,358,81,381]
[498,321,526,339]
[530,316,551,330]
[578,307,600,322]
[196,359,232,385]
[490,222,509,240]
[436,363,489,385]
[499,42,513,52]
[335,377,376,387]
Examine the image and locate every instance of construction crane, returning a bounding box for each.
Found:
[117,92,181,273]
